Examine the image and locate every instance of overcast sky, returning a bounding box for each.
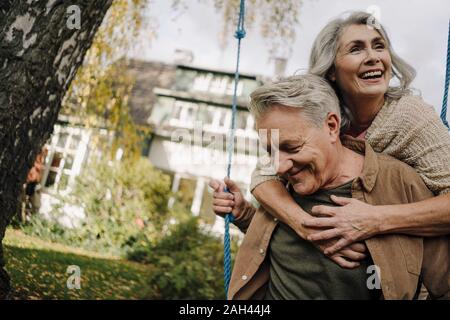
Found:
[130,0,450,114]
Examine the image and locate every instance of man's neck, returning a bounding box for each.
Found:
[323,144,364,190]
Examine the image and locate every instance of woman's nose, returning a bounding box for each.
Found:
[364,48,380,64]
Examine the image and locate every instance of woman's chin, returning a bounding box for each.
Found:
[358,82,388,96]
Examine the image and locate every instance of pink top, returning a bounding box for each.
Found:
[344,127,368,140]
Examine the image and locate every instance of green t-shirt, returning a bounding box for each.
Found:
[265,180,381,300]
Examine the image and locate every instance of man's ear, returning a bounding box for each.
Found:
[326,112,340,141]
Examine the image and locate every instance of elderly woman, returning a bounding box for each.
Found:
[212,11,450,268]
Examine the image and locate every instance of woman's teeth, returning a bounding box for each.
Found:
[360,70,383,79]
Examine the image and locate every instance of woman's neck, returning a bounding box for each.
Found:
[343,94,385,129]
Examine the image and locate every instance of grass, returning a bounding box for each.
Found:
[3,228,153,300]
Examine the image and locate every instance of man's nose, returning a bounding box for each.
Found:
[276,155,293,176]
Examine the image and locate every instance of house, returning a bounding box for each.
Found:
[37,116,116,227]
[37,58,264,232]
[127,59,263,233]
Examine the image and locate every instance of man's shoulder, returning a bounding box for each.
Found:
[376,152,420,179]
[374,152,432,197]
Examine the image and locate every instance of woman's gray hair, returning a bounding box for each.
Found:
[309,11,416,119]
[249,74,341,128]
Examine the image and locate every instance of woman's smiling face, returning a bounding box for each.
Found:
[330,24,392,101]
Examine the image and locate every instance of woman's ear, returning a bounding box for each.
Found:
[327,66,336,82]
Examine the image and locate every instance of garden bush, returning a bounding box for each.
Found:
[21,158,179,256]
[128,217,239,300]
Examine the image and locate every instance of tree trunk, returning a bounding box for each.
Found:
[0,0,113,299]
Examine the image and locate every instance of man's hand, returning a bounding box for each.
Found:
[209,178,246,220]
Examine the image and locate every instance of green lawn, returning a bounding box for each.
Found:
[3,229,153,300]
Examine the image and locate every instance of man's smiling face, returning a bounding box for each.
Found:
[257,104,339,196]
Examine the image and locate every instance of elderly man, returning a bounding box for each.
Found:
[209,74,449,300]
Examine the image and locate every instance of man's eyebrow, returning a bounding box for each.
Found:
[279,139,303,148]
[280,139,301,145]
[265,140,297,153]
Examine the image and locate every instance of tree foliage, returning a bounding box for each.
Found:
[62,0,152,161]
[172,0,303,58]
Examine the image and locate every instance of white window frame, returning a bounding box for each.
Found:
[41,125,91,195]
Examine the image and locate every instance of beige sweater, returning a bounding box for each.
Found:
[250,95,450,195]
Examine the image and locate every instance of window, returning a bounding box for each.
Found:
[236,111,248,130]
[70,135,81,149]
[50,151,63,168]
[45,171,57,188]
[44,150,62,189]
[176,68,258,98]
[64,154,74,170]
[209,76,228,95]
[170,100,198,127]
[197,104,215,127]
[225,80,243,96]
[57,132,69,148]
[149,96,175,125]
[217,108,231,129]
[191,72,246,97]
[192,73,213,92]
[174,69,197,91]
[41,125,90,194]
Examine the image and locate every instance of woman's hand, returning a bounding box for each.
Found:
[302,195,382,255]
[209,178,247,220]
[301,222,369,269]
[211,182,370,269]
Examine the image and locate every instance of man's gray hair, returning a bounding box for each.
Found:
[309,11,416,101]
[249,74,342,127]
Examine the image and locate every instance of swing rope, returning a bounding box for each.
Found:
[441,19,450,129]
[224,0,246,298]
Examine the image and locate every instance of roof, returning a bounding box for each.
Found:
[126,59,261,126]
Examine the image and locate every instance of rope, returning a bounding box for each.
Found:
[224,0,246,299]
[441,19,450,129]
